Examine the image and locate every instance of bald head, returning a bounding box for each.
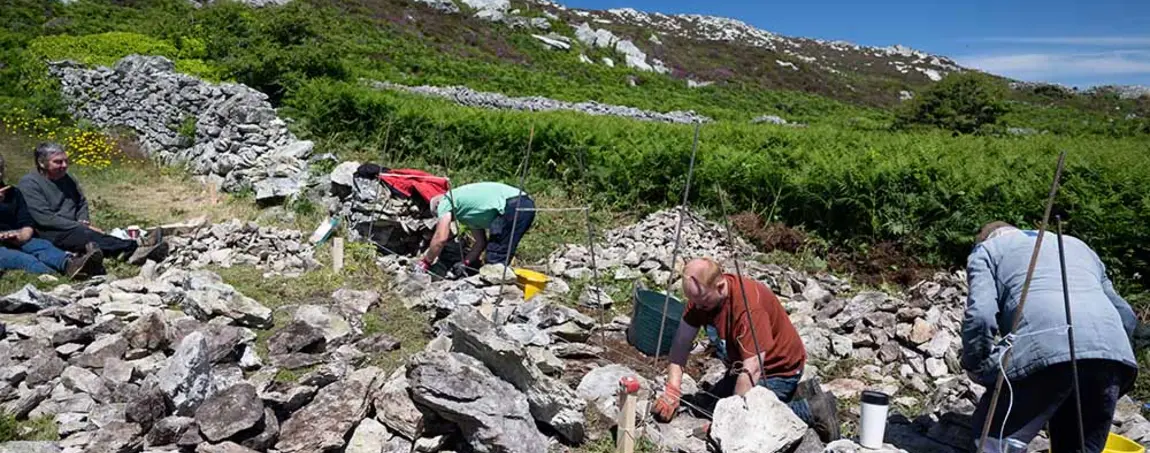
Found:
[682,258,727,311]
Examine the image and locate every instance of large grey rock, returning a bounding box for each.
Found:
[331,288,379,314]
[576,364,652,422]
[61,366,110,402]
[71,334,128,368]
[157,331,213,415]
[445,308,585,443]
[267,321,326,356]
[710,387,806,453]
[145,416,196,446]
[196,442,259,453]
[86,420,143,453]
[4,385,51,418]
[346,418,391,453]
[125,385,169,430]
[644,415,708,453]
[195,383,263,442]
[275,367,382,453]
[293,305,351,345]
[1,284,68,313]
[123,309,169,351]
[373,368,422,440]
[0,442,61,453]
[24,352,66,386]
[237,407,278,451]
[259,383,317,413]
[181,272,272,328]
[407,351,547,453]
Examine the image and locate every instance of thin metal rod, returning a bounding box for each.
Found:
[716,186,766,383]
[1056,215,1087,452]
[586,205,608,347]
[497,125,535,303]
[653,122,701,363]
[977,150,1068,451]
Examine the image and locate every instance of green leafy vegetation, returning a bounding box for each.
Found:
[896,72,1009,134]
[1,0,1148,298]
[0,412,59,442]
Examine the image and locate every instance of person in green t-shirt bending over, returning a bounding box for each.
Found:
[418,182,536,275]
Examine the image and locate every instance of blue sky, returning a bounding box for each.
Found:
[561,0,1150,88]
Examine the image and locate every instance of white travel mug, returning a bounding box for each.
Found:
[858,390,890,449]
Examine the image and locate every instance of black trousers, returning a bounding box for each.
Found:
[484,195,535,265]
[40,226,136,260]
[972,359,1136,453]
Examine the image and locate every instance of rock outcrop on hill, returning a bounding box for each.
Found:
[48,55,312,203]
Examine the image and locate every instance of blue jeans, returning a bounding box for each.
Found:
[706,325,814,424]
[0,238,69,274]
[484,195,535,265]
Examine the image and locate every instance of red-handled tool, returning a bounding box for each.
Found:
[618,376,641,395]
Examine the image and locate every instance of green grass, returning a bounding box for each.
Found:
[215,240,429,377]
[0,412,58,442]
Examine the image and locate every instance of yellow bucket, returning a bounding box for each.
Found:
[1105,433,1145,453]
[514,268,549,300]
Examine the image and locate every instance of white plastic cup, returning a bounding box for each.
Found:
[858,390,890,449]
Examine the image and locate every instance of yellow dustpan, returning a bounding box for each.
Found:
[513,268,549,300]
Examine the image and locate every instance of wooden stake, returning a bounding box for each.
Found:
[616,377,640,453]
[332,238,345,274]
[208,183,218,205]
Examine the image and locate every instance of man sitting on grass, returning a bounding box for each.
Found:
[18,142,165,265]
[0,154,103,278]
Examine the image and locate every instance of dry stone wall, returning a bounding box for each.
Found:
[48,55,312,202]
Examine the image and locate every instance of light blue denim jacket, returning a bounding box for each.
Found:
[960,229,1138,385]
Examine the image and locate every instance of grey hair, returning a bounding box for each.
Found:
[34,142,66,172]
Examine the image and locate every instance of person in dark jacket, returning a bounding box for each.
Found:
[963,221,1138,452]
[0,153,102,277]
[17,142,164,264]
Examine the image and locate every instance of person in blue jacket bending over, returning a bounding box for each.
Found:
[962,221,1138,453]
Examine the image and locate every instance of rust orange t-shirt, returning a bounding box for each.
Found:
[683,274,806,378]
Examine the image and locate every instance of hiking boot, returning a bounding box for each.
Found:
[807,391,842,442]
[64,245,104,279]
[794,377,824,401]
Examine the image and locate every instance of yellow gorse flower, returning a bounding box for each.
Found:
[3,110,119,170]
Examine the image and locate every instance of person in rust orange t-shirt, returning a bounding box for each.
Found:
[651,258,841,442]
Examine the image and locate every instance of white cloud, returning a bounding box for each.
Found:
[957,51,1150,81]
[973,37,1150,46]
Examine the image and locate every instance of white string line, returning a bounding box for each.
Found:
[516,206,590,213]
[377,173,451,181]
[994,325,1071,446]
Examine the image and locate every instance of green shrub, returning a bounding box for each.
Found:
[896,72,1010,134]
[27,32,225,80]
[285,81,1150,290]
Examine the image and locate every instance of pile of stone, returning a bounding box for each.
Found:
[159,219,319,277]
[0,268,406,453]
[48,55,313,202]
[541,209,1150,452]
[365,80,710,124]
[323,161,438,256]
[548,208,752,288]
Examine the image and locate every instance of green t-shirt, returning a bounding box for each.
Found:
[436,182,524,229]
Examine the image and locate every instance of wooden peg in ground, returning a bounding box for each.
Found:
[616,375,641,453]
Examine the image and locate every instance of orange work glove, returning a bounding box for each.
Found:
[651,383,682,422]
